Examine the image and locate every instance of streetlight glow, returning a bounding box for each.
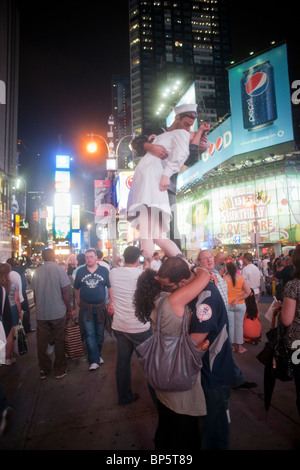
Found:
[87,142,97,153]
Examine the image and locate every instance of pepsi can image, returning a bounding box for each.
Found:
[241,61,277,130]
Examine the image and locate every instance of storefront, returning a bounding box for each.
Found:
[176,158,300,260]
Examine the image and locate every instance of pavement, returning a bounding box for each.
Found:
[0,291,300,454]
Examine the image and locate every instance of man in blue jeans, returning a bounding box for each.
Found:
[109,246,153,405]
[74,248,113,371]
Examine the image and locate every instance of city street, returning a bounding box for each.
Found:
[0,292,299,452]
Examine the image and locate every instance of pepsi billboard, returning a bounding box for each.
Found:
[177,116,233,189]
[177,44,294,191]
[228,43,294,155]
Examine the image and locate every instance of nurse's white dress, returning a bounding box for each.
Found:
[127,129,190,238]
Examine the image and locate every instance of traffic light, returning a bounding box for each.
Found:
[33,211,38,222]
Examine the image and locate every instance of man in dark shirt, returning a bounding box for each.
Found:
[275,249,295,287]
[74,248,113,371]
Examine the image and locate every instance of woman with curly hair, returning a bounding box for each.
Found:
[134,257,210,451]
[0,264,15,365]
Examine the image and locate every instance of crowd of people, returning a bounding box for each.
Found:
[1,244,299,449]
[1,102,299,447]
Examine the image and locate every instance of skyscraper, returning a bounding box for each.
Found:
[129,0,231,134]
[111,74,133,169]
[0,0,20,261]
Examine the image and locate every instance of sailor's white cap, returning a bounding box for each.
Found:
[173,103,198,116]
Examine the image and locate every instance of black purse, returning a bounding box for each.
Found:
[257,307,293,382]
[14,323,28,356]
[273,318,293,381]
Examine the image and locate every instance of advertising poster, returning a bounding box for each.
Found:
[94,180,112,223]
[228,44,294,155]
[177,171,300,250]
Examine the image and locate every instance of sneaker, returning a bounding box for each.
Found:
[100,357,104,364]
[40,370,49,379]
[5,358,16,366]
[89,363,100,371]
[0,407,13,437]
[55,370,68,379]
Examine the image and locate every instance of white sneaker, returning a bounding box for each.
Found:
[5,358,16,366]
[89,363,100,371]
[100,357,104,364]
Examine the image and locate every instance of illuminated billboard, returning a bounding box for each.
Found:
[54,193,71,217]
[46,206,53,232]
[72,232,81,250]
[56,155,70,169]
[116,171,134,211]
[177,170,300,250]
[177,44,294,192]
[72,205,80,230]
[177,116,233,190]
[94,180,112,222]
[228,44,294,155]
[55,171,70,192]
[54,216,71,240]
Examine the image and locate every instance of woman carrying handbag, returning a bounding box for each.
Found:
[134,256,210,451]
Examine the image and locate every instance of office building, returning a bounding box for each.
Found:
[0,0,20,261]
[129,0,231,134]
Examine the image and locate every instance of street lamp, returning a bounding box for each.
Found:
[87,133,110,155]
[115,134,136,169]
[245,193,262,259]
[87,224,91,248]
[86,119,118,263]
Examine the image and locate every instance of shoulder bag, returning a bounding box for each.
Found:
[65,318,83,360]
[14,321,28,356]
[136,296,205,392]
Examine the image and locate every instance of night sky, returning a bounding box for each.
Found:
[16,1,298,194]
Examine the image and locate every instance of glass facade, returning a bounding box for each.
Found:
[177,164,300,256]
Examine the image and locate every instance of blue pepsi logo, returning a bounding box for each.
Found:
[246,72,269,96]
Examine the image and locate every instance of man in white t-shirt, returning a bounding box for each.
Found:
[150,252,162,272]
[109,245,152,405]
[96,250,110,271]
[242,252,261,303]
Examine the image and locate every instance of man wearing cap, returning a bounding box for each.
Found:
[130,104,210,249]
[127,103,206,259]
